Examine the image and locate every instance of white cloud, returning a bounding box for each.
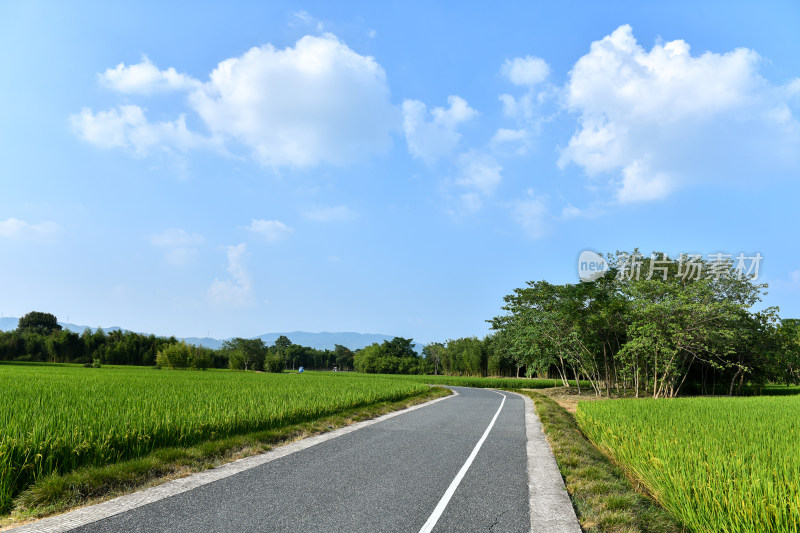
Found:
[616,159,673,203]
[490,127,530,155]
[302,205,355,222]
[510,195,549,238]
[0,218,61,240]
[76,34,398,168]
[149,228,204,265]
[190,34,397,167]
[402,95,478,163]
[502,56,550,86]
[497,56,554,136]
[559,24,800,203]
[71,105,211,155]
[790,270,800,284]
[99,55,200,94]
[455,151,502,195]
[247,219,293,242]
[208,243,253,307]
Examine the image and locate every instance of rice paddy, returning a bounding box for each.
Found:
[0,364,428,513]
[576,396,800,533]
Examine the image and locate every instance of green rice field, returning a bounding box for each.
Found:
[0,364,428,513]
[577,396,800,533]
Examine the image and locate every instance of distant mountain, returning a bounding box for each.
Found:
[0,317,414,352]
[0,318,126,334]
[256,331,397,351]
[185,332,399,351]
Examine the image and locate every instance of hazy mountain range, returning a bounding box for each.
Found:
[0,317,404,351]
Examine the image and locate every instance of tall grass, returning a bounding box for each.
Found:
[0,364,427,513]
[577,396,800,533]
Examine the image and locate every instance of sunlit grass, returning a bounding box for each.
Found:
[0,364,428,513]
[577,396,800,533]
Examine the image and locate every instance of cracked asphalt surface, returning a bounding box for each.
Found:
[43,387,532,532]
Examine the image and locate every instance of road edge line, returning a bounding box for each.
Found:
[7,389,458,533]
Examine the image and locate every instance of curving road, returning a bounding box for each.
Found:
[10,387,580,533]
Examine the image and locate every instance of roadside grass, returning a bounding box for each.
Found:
[0,386,450,529]
[517,390,684,533]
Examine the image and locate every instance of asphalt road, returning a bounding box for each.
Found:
[15,387,563,533]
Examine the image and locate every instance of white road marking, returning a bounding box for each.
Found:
[418,390,506,533]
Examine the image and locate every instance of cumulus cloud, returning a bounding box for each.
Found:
[498,54,553,133]
[302,205,355,222]
[502,55,550,86]
[99,56,200,94]
[0,218,61,240]
[190,34,397,167]
[559,24,800,203]
[149,228,204,265]
[74,34,398,168]
[71,105,211,155]
[247,219,293,242]
[208,243,253,307]
[455,151,502,195]
[402,95,478,163]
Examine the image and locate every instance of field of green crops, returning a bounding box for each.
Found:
[577,396,800,533]
[0,363,429,513]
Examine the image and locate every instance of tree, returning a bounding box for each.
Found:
[274,335,292,367]
[17,312,62,335]
[333,344,354,370]
[156,341,191,369]
[383,337,416,358]
[224,338,267,371]
[423,343,444,375]
[491,250,778,397]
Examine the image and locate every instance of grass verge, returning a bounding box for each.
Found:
[0,386,450,530]
[517,390,685,533]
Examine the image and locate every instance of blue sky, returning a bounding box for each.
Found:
[1,1,799,343]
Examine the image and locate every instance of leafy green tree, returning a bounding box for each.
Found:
[423,343,444,375]
[383,337,416,358]
[333,344,354,370]
[156,341,191,368]
[262,354,285,373]
[224,338,267,371]
[17,311,62,335]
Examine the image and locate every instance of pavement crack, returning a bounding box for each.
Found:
[488,517,499,531]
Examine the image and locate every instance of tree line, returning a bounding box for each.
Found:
[0,313,356,372]
[6,255,799,395]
